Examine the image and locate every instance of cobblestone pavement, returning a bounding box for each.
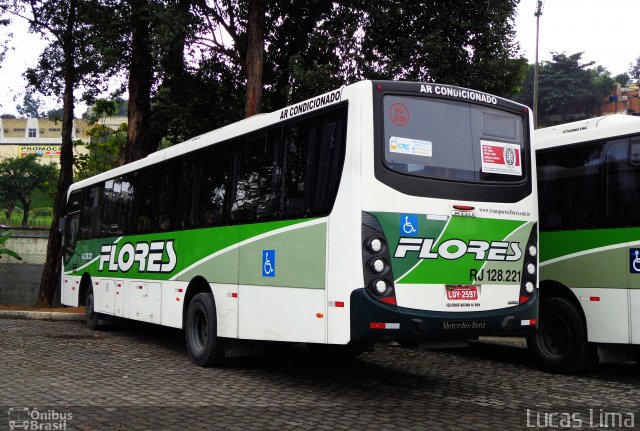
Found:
[1,319,639,431]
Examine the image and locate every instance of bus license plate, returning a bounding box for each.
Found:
[446,285,478,300]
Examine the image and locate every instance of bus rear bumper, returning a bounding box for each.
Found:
[349,288,538,342]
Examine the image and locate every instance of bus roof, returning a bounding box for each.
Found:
[534,114,640,151]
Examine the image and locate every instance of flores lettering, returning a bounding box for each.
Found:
[99,240,177,273]
[394,238,522,261]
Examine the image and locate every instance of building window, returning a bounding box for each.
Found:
[28,128,37,137]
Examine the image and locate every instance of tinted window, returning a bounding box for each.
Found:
[230,132,281,223]
[383,96,525,182]
[538,138,640,231]
[71,104,347,236]
[79,186,100,239]
[281,106,347,217]
[603,139,640,227]
[193,143,232,227]
[63,191,83,264]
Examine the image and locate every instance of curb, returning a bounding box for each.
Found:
[0,310,85,321]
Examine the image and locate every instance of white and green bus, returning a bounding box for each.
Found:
[61,80,539,366]
[532,114,640,373]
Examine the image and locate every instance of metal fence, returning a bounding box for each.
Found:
[0,230,50,307]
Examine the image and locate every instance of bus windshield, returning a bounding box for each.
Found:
[382,95,526,183]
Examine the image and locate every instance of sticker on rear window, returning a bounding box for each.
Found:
[480,140,521,176]
[390,137,432,157]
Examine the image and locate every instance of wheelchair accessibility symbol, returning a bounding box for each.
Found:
[400,214,418,237]
[631,248,640,274]
[262,250,276,277]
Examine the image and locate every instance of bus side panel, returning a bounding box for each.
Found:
[238,286,326,343]
[127,280,161,324]
[61,274,80,307]
[237,220,328,343]
[541,230,630,343]
[631,289,640,344]
[326,90,364,345]
[569,287,630,344]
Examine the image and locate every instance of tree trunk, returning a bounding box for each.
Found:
[122,0,155,164]
[37,0,77,307]
[20,198,30,228]
[244,0,265,117]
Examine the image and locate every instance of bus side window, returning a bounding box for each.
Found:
[101,178,127,236]
[194,143,232,227]
[231,132,281,223]
[135,166,161,233]
[313,115,346,212]
[282,122,311,217]
[79,186,101,239]
[630,140,640,165]
[537,143,603,231]
[604,139,640,227]
[281,106,347,218]
[63,191,83,264]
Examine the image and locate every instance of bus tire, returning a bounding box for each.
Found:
[86,285,99,331]
[526,297,595,374]
[185,292,224,367]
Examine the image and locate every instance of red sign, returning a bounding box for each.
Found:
[389,103,410,126]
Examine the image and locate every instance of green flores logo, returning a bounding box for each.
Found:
[394,238,522,261]
[99,240,177,273]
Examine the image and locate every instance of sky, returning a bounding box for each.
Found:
[0,0,639,117]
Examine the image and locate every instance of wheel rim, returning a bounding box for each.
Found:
[539,313,572,359]
[190,308,208,353]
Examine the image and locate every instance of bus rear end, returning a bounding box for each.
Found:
[352,81,538,342]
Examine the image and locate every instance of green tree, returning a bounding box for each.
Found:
[11,0,123,306]
[16,91,45,118]
[75,98,127,179]
[46,107,65,121]
[354,0,527,97]
[516,52,613,126]
[614,73,631,86]
[0,155,58,228]
[629,56,640,85]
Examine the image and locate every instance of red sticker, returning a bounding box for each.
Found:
[389,103,410,126]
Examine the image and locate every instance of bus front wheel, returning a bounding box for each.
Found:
[185,292,224,367]
[527,297,595,374]
[85,285,99,331]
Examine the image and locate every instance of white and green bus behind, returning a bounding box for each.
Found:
[61,80,538,366]
[533,114,640,373]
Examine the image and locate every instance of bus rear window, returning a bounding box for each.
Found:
[382,96,525,182]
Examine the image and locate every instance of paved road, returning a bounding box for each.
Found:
[1,319,639,431]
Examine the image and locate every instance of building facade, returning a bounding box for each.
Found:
[0,117,91,164]
[600,84,640,116]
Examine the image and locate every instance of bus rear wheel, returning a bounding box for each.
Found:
[185,292,224,367]
[527,297,595,374]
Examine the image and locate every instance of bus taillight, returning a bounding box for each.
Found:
[362,212,397,306]
[519,224,538,304]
